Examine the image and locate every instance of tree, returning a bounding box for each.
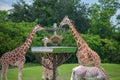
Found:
[8,0,33,22]
[89,0,120,38]
[8,0,90,33]
[112,14,120,41]
[0,11,8,21]
[116,14,120,29]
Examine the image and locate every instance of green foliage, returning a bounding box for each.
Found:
[60,30,76,46]
[8,0,32,22]
[0,11,8,21]
[0,0,120,63]
[100,39,120,63]
[89,0,120,38]
[60,33,120,63]
[0,20,38,58]
[8,0,90,33]
[82,34,120,63]
[0,20,119,63]
[82,34,103,56]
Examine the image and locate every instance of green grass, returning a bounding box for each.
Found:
[0,63,120,80]
[53,47,77,53]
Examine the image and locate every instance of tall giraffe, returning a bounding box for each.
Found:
[60,16,101,67]
[0,25,44,80]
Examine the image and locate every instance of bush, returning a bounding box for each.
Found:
[63,33,120,64]
[0,21,119,63]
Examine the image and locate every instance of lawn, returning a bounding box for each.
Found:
[0,63,120,80]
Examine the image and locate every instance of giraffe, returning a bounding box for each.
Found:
[70,65,109,80]
[60,16,101,67]
[0,25,44,80]
[41,56,54,80]
[41,36,55,80]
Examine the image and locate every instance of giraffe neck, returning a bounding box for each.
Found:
[20,29,35,53]
[68,22,88,47]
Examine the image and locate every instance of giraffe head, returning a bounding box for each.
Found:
[33,25,45,32]
[60,16,71,26]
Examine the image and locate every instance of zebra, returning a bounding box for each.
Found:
[70,65,109,80]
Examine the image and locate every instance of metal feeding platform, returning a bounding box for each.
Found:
[31,46,77,80]
[31,46,77,53]
[31,23,77,80]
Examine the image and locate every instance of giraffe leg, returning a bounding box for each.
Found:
[42,66,47,80]
[18,63,24,80]
[1,66,3,80]
[48,69,53,80]
[1,67,4,80]
[41,57,46,80]
[1,64,8,80]
[5,66,8,80]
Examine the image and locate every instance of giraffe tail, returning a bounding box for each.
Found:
[99,67,109,80]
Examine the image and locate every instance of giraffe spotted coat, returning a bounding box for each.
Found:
[0,25,44,80]
[60,16,101,67]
